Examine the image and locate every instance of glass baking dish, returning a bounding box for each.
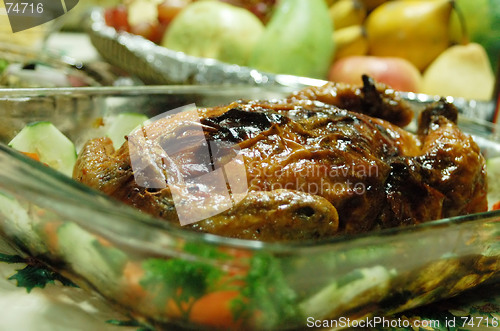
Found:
[0,86,499,330]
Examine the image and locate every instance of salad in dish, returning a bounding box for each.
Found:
[2,80,500,330]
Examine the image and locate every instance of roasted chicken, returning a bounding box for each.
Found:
[74,77,488,241]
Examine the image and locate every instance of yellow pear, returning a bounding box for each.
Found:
[325,0,340,6]
[329,0,366,30]
[365,0,453,71]
[359,0,387,11]
[333,25,368,60]
[421,43,494,101]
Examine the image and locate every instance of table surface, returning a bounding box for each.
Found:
[0,32,498,331]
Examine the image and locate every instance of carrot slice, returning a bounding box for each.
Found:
[21,151,40,161]
[43,221,62,252]
[122,261,147,302]
[189,290,241,329]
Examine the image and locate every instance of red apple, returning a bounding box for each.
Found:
[104,5,130,32]
[328,55,422,92]
[130,22,167,44]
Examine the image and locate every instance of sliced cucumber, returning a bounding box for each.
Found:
[106,113,148,150]
[8,122,76,177]
[299,266,391,319]
[486,156,500,209]
[0,192,47,254]
[57,222,128,290]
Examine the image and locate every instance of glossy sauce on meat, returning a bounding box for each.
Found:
[73,77,487,241]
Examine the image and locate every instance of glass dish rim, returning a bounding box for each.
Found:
[0,85,297,98]
[0,85,497,133]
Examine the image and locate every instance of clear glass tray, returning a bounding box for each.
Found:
[0,86,499,330]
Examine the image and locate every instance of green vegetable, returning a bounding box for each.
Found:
[486,156,500,209]
[140,257,222,319]
[162,0,265,66]
[232,253,300,329]
[183,242,231,260]
[299,266,391,319]
[8,121,77,177]
[0,193,47,254]
[248,0,335,79]
[0,252,76,292]
[138,246,300,329]
[57,223,128,287]
[106,112,148,150]
[105,318,154,331]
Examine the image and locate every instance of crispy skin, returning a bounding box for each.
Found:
[192,190,339,241]
[289,75,414,127]
[74,136,339,241]
[74,81,487,241]
[378,101,487,227]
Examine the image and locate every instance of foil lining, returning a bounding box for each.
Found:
[86,8,323,88]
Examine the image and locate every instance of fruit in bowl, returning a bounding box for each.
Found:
[99,0,499,101]
[327,0,498,99]
[161,0,265,66]
[421,43,495,101]
[328,55,422,93]
[102,0,334,78]
[248,0,334,78]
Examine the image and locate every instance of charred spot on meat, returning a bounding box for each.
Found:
[73,80,488,241]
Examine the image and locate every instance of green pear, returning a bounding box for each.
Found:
[450,0,500,70]
[421,43,495,101]
[248,0,335,79]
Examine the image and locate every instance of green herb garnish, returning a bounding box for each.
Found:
[231,253,300,329]
[0,254,77,292]
[140,257,222,320]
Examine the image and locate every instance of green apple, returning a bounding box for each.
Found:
[161,0,264,66]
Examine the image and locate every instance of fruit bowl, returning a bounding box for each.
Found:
[86,7,326,88]
[0,86,499,330]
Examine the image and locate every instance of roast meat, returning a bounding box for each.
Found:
[74,77,487,241]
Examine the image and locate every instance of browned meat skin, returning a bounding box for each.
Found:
[73,83,488,241]
[289,75,414,127]
[416,101,487,217]
[192,190,339,241]
[378,100,487,227]
[74,138,339,241]
[201,103,419,233]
